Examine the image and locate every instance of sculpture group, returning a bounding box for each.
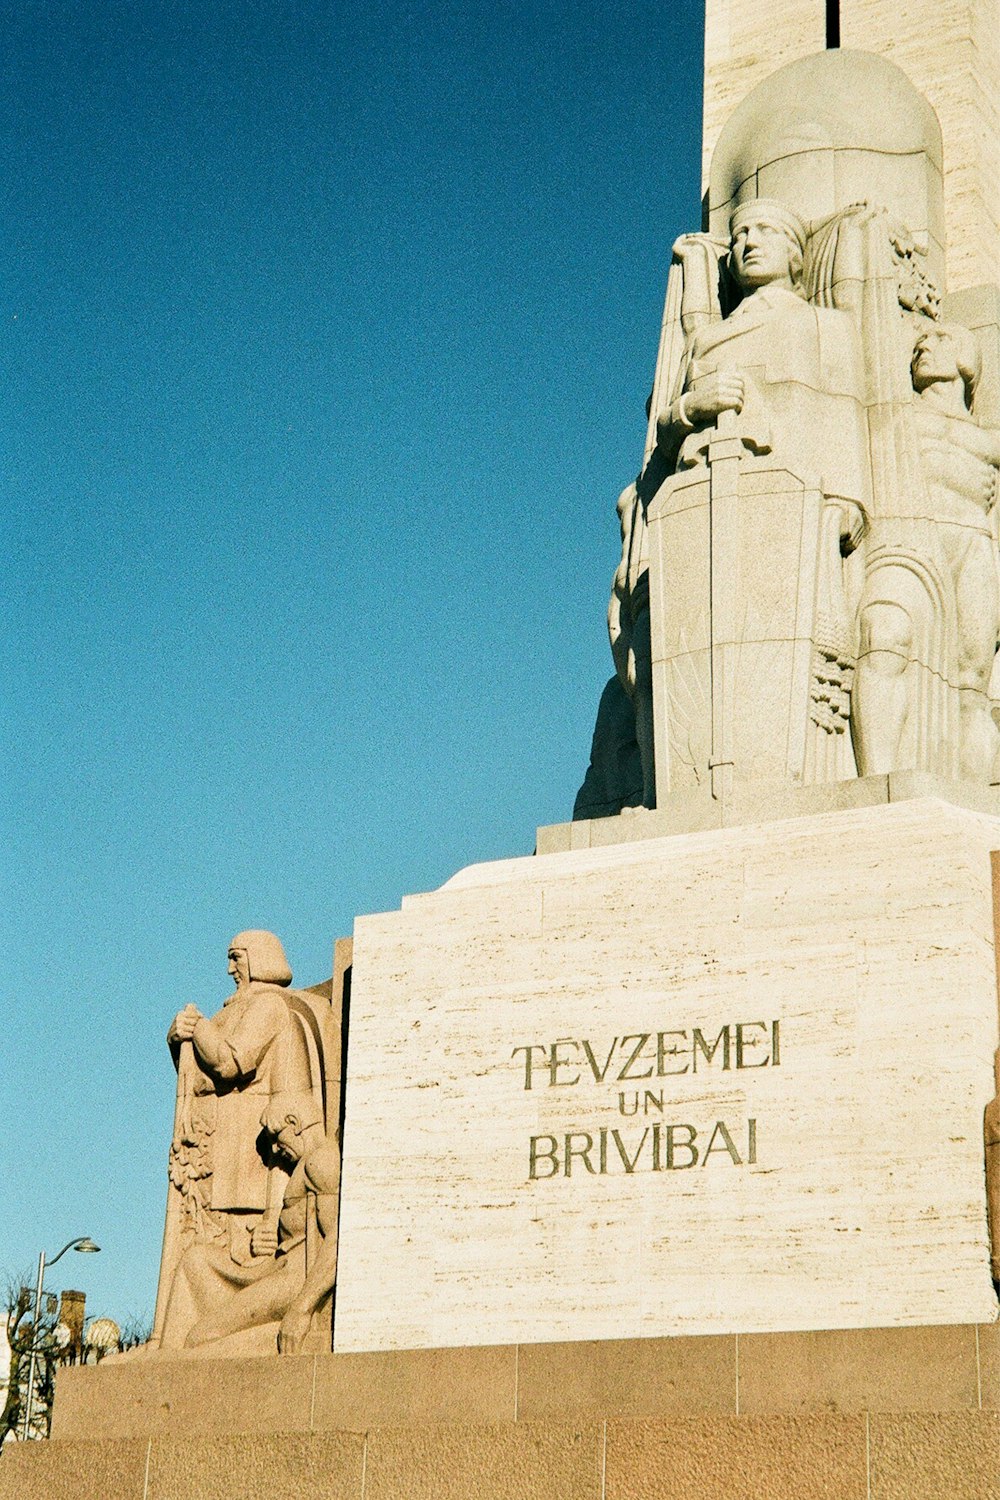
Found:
[147,931,342,1356]
[139,51,1000,1367]
[603,56,1000,812]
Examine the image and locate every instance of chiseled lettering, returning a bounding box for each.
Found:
[618,1091,639,1117]
[529,1135,559,1178]
[617,1034,654,1081]
[665,1123,698,1169]
[692,1025,731,1071]
[643,1089,664,1114]
[599,1126,608,1174]
[701,1119,742,1165]
[611,1127,650,1173]
[564,1131,596,1175]
[656,1030,689,1076]
[735,1021,770,1069]
[651,1122,663,1170]
[511,1044,549,1090]
[581,1037,618,1083]
[748,1117,758,1164]
[771,1020,781,1067]
[548,1039,582,1087]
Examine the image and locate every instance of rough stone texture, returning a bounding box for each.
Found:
[362,1422,603,1500]
[50,1352,316,1439]
[10,1409,1000,1499]
[702,0,1000,292]
[738,1325,981,1412]
[0,1438,150,1500]
[50,1323,1000,1448]
[54,1320,1000,1443]
[979,1321,1000,1407]
[311,1345,518,1429]
[146,1432,364,1500]
[868,1412,1000,1498]
[337,799,999,1352]
[21,1340,1000,1497]
[516,1336,736,1421]
[604,1414,869,1500]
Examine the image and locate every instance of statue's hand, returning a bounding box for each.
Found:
[250,1223,279,1258]
[278,1305,312,1355]
[168,1004,202,1044]
[683,373,745,425]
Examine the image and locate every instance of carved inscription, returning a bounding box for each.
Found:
[512,1021,780,1087]
[511,1019,780,1181]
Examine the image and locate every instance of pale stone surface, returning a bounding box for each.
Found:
[543,772,1000,854]
[852,320,1000,780]
[839,0,1000,297]
[608,76,1000,811]
[985,1046,1000,1280]
[707,50,945,291]
[702,0,1000,294]
[157,1093,340,1355]
[149,932,343,1357]
[335,800,1000,1352]
[613,197,872,808]
[945,284,1000,428]
[702,0,824,192]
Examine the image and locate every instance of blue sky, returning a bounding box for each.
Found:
[3,0,704,1324]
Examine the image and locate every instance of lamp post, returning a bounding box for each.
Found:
[20,1236,100,1441]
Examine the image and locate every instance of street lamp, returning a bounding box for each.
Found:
[20,1237,100,1441]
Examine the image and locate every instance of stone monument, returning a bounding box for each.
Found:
[149,930,345,1358]
[8,4,1000,1497]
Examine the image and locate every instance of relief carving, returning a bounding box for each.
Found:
[853,318,1000,779]
[604,188,1000,808]
[147,931,341,1355]
[612,199,871,803]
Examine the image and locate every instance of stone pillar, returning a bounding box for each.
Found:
[701,0,824,190]
[839,0,1000,292]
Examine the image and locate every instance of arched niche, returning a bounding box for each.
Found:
[708,48,945,291]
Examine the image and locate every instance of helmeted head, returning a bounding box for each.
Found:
[729,199,808,293]
[227,930,292,987]
[911,320,981,409]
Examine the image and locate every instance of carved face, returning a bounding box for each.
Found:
[729,213,798,291]
[911,326,963,390]
[227,947,251,986]
[269,1116,305,1167]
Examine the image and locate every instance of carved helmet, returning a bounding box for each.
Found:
[229,929,292,986]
